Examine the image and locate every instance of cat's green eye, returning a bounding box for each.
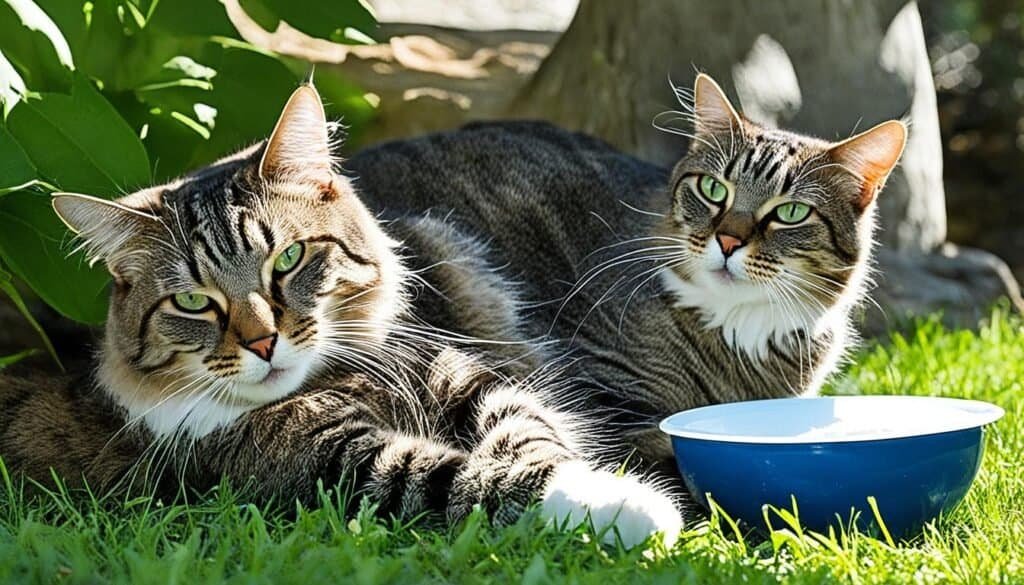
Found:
[172,292,211,313]
[697,175,728,203]
[273,242,305,274]
[773,202,813,224]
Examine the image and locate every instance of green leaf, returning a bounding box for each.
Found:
[0,49,28,115]
[53,1,154,89]
[6,75,151,195]
[236,0,279,32]
[0,263,62,369]
[145,0,239,37]
[238,0,377,44]
[0,191,110,325]
[32,0,232,93]
[128,41,301,180]
[0,0,73,92]
[2,0,74,68]
[0,125,36,192]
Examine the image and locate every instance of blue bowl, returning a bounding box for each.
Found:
[660,396,1004,538]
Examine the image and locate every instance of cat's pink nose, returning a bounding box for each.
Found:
[717,234,744,257]
[243,333,277,362]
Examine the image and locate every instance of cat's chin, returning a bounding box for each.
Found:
[659,267,827,359]
[127,366,313,440]
[100,344,320,440]
[162,359,317,439]
[709,267,737,284]
[230,363,312,405]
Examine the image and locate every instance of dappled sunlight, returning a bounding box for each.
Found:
[732,34,802,128]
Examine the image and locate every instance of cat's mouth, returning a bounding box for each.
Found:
[260,367,289,384]
[708,262,749,286]
[710,266,738,284]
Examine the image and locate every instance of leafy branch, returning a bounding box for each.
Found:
[0,0,377,363]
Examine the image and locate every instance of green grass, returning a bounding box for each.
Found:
[2,310,1023,584]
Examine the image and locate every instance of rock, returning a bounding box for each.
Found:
[863,244,1024,337]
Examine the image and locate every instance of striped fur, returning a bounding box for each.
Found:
[0,346,677,546]
[0,85,681,548]
[344,74,906,475]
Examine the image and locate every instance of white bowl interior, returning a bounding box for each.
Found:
[660,396,1005,444]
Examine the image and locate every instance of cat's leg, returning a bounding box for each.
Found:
[448,384,683,548]
[199,377,679,547]
[191,382,483,518]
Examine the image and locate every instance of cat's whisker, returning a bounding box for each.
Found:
[323,285,386,316]
[762,279,811,381]
[165,377,228,482]
[800,269,885,316]
[757,284,804,395]
[616,255,687,333]
[580,235,687,264]
[564,250,685,341]
[105,369,211,449]
[330,318,545,349]
[770,276,829,373]
[551,245,687,331]
[617,200,666,218]
[317,340,433,436]
[123,371,223,491]
[780,272,841,303]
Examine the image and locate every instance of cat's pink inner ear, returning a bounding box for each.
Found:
[693,73,744,138]
[260,85,332,180]
[828,120,907,209]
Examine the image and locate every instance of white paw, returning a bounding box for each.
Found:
[541,461,682,549]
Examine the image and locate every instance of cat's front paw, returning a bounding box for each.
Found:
[541,461,682,549]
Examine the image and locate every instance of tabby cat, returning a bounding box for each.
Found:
[0,86,681,547]
[344,74,907,473]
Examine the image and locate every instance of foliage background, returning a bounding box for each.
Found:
[923,0,1024,281]
[0,0,378,363]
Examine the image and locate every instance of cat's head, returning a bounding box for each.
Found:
[53,86,405,437]
[659,74,906,357]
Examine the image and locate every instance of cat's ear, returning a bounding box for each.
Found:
[693,73,744,138]
[52,192,158,272]
[828,120,907,210]
[260,84,332,181]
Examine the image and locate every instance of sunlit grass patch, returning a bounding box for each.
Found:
[1,310,1022,584]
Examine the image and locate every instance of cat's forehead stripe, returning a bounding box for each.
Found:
[725,139,797,188]
[157,172,274,286]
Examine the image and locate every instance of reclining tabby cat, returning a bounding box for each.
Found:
[346,74,907,474]
[0,86,681,548]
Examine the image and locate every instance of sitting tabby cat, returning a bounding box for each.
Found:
[344,74,907,475]
[0,86,681,547]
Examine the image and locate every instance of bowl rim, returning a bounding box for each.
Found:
[659,396,1005,444]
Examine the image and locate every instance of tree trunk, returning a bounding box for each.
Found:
[512,0,1022,331]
